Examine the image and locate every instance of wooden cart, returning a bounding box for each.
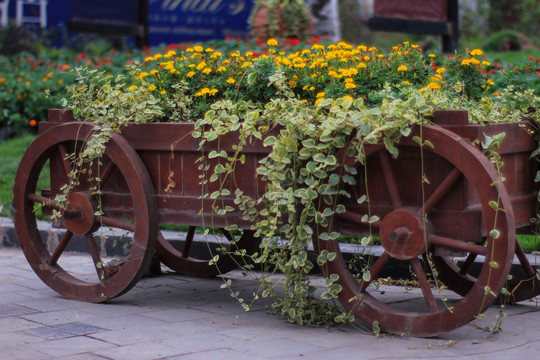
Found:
[13,109,539,336]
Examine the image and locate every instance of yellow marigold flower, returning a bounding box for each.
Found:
[482,60,491,66]
[357,45,367,52]
[153,54,162,60]
[427,82,440,90]
[470,49,483,56]
[411,44,419,49]
[195,88,209,96]
[368,46,377,52]
[282,58,291,66]
[397,65,408,72]
[160,90,166,95]
[402,80,411,86]
[311,44,325,50]
[289,80,297,88]
[461,59,471,66]
[202,67,212,74]
[315,98,324,105]
[226,78,235,84]
[205,48,214,52]
[363,56,371,62]
[169,68,177,74]
[403,41,409,45]
[148,85,156,91]
[208,88,218,95]
[216,66,226,72]
[144,56,154,62]
[470,58,480,65]
[357,63,367,69]
[196,62,206,70]
[345,82,356,89]
[164,50,176,58]
[138,72,149,79]
[187,71,196,78]
[267,38,278,46]
[348,68,359,75]
[193,45,204,52]
[486,79,495,86]
[245,51,253,57]
[186,47,194,52]
[150,70,158,75]
[241,61,251,68]
[342,95,353,100]
[316,92,325,98]
[428,53,436,58]
[128,85,138,92]
[436,67,446,73]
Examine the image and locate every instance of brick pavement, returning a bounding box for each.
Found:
[1,247,540,360]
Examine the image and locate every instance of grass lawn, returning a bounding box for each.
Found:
[0,134,40,217]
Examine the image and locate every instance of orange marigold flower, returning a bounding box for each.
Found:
[0,77,5,83]
[29,119,37,127]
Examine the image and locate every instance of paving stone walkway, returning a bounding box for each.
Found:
[1,247,540,359]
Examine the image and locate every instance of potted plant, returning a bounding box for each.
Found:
[13,40,540,336]
[249,0,314,40]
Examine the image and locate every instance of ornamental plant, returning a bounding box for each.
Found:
[61,39,539,328]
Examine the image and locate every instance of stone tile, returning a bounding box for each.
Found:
[0,316,43,332]
[57,353,112,360]
[233,337,327,358]
[93,341,185,360]
[21,308,95,326]
[0,304,38,318]
[23,322,109,340]
[26,335,115,357]
[167,348,263,360]
[1,345,53,360]
[139,306,218,323]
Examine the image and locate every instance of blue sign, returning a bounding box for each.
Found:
[148,0,254,45]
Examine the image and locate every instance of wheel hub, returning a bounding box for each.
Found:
[380,209,427,260]
[62,192,97,235]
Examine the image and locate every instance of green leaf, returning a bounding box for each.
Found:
[362,271,371,282]
[489,229,500,239]
[313,153,326,162]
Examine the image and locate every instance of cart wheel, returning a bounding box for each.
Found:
[156,228,258,277]
[315,125,515,337]
[433,235,540,303]
[13,123,157,302]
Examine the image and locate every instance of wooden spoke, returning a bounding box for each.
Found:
[515,241,536,278]
[86,234,104,279]
[421,168,461,216]
[57,143,72,180]
[27,193,60,209]
[410,257,439,313]
[459,253,478,276]
[182,226,196,259]
[98,160,116,187]
[379,151,401,209]
[48,231,74,266]
[336,210,381,229]
[96,215,135,232]
[429,234,487,255]
[359,252,390,292]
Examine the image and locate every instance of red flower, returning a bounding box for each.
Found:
[529,55,534,61]
[29,119,37,127]
[288,38,301,47]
